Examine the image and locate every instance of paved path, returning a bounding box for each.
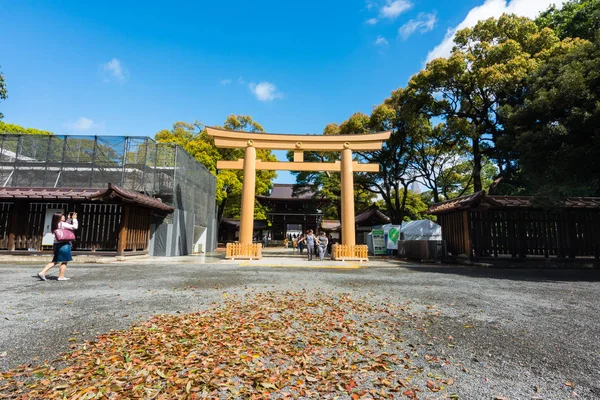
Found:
[1,256,599,398]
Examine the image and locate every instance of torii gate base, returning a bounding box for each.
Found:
[331,244,369,262]
[226,242,262,260]
[208,127,391,262]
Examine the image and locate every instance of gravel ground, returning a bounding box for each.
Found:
[1,259,599,399]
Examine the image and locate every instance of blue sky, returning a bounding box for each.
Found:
[0,0,564,183]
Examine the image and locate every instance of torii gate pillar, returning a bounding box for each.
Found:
[239,145,256,245]
[340,147,355,246]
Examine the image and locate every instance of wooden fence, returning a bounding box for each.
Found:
[469,209,600,259]
[331,244,369,261]
[78,204,122,251]
[226,243,262,259]
[0,202,152,254]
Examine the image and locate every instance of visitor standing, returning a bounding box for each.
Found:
[297,233,305,254]
[318,232,329,260]
[305,230,317,261]
[38,212,78,281]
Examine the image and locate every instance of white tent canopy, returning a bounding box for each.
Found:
[399,220,441,241]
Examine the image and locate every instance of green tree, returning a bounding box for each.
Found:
[155,116,277,222]
[537,0,600,41]
[0,121,52,135]
[353,89,426,224]
[375,189,430,222]
[408,14,563,192]
[0,66,6,120]
[503,36,599,197]
[287,119,375,220]
[411,122,471,203]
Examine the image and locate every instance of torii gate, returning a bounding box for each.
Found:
[207,127,391,260]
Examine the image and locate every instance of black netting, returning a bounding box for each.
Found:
[0,134,216,231]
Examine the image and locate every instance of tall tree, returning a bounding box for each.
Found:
[411,122,470,203]
[155,115,277,222]
[503,36,599,197]
[354,89,425,224]
[0,66,7,120]
[408,14,563,192]
[537,0,600,41]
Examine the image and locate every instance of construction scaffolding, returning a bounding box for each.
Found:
[0,134,217,255]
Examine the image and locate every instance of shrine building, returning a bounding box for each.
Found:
[256,184,327,241]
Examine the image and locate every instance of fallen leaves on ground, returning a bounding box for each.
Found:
[0,291,453,399]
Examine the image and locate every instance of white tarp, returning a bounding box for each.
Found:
[399,220,442,241]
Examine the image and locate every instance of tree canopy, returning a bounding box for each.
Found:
[155,115,277,221]
[306,2,600,219]
[0,121,53,135]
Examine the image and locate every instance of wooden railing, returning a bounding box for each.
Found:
[226,242,262,259]
[331,244,369,261]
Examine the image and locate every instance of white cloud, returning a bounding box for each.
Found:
[220,79,232,85]
[426,0,569,63]
[64,117,98,132]
[249,82,283,102]
[365,17,379,25]
[101,58,127,83]
[380,0,412,20]
[374,36,389,46]
[398,12,437,39]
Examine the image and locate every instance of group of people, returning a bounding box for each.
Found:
[296,230,333,261]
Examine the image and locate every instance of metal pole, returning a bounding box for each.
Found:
[89,136,98,187]
[121,137,127,187]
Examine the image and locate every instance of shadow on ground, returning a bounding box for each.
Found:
[404,264,600,282]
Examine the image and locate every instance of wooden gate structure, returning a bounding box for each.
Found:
[428,191,600,260]
[206,127,390,260]
[0,183,174,256]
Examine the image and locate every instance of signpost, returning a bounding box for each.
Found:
[372,228,386,255]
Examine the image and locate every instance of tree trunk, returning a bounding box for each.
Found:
[472,138,483,192]
[432,188,440,203]
[217,197,227,224]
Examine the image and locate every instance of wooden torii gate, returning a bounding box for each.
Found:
[207,127,391,260]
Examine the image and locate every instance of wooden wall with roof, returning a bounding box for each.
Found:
[427,191,600,259]
[0,183,173,256]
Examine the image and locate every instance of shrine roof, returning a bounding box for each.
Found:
[354,205,392,225]
[220,218,269,229]
[0,184,174,212]
[256,184,316,201]
[90,183,174,212]
[427,191,600,215]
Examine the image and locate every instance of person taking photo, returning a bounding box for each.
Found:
[38,212,78,281]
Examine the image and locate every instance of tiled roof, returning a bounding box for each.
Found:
[427,191,600,214]
[220,218,269,229]
[90,184,174,212]
[0,187,103,200]
[0,185,174,212]
[426,191,488,214]
[354,205,392,225]
[256,184,315,200]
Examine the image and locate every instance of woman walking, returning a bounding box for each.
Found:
[38,212,78,281]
